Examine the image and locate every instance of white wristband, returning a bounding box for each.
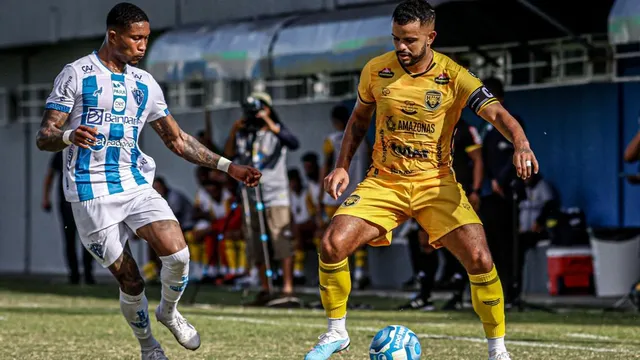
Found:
[62,130,73,145]
[217,157,232,173]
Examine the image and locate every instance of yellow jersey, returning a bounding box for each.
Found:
[357,50,498,179]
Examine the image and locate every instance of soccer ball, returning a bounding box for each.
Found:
[369,325,422,360]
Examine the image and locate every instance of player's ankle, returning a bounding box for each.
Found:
[158,299,178,317]
[487,336,507,355]
[138,335,159,351]
[328,316,347,333]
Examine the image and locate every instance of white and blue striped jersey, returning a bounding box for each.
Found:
[45,51,169,203]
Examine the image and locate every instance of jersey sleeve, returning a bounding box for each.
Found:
[147,77,170,122]
[357,61,375,105]
[455,69,498,115]
[44,65,78,113]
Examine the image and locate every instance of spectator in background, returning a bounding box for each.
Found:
[288,168,317,285]
[480,77,525,306]
[42,151,95,285]
[624,121,640,184]
[144,177,195,282]
[225,92,300,307]
[189,166,215,281]
[441,118,484,310]
[300,152,323,269]
[321,104,371,290]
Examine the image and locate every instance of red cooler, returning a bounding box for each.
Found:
[546,247,594,296]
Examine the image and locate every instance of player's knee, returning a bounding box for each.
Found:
[319,229,349,263]
[466,247,493,275]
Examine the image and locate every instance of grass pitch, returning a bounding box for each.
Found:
[0,279,638,359]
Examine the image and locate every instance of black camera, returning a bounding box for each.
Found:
[240,95,266,132]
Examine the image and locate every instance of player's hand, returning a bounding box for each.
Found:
[228,164,261,187]
[324,167,349,200]
[468,191,480,211]
[42,198,52,213]
[513,144,539,179]
[71,125,98,149]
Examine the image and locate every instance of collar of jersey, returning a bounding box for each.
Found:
[92,50,127,74]
[397,50,437,78]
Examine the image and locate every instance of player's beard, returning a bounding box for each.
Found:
[397,42,428,67]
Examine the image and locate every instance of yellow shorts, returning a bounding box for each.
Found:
[333,171,482,248]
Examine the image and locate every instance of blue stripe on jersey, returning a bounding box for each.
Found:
[131,81,149,186]
[105,123,125,195]
[45,103,71,113]
[131,126,147,185]
[110,74,127,116]
[76,75,99,202]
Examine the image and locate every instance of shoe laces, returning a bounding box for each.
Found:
[491,351,512,360]
[172,313,195,333]
[317,330,346,345]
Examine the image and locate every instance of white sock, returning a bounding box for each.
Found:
[328,316,347,334]
[119,289,157,350]
[159,247,190,318]
[488,336,507,355]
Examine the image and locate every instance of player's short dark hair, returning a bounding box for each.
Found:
[301,152,319,164]
[331,105,350,125]
[288,169,301,181]
[393,0,436,26]
[107,2,149,29]
[483,77,505,99]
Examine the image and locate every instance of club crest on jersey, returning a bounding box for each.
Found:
[342,194,361,207]
[378,68,395,78]
[132,88,145,107]
[434,73,450,85]
[425,90,442,111]
[112,81,127,97]
[385,116,396,131]
[88,242,105,260]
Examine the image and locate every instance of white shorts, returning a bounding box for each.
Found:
[71,185,177,268]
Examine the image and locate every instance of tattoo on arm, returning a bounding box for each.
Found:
[36,110,70,152]
[150,116,222,168]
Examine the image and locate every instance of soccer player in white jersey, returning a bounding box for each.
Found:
[35,3,261,360]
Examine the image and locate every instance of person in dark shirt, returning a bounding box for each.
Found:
[42,151,95,285]
[480,77,525,306]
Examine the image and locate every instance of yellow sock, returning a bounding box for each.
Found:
[469,264,506,339]
[319,257,351,319]
[224,239,237,274]
[294,249,306,275]
[236,240,247,273]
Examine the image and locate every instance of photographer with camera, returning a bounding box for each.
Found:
[224,92,301,307]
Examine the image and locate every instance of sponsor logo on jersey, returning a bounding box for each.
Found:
[378,68,394,78]
[342,194,361,207]
[132,88,145,106]
[396,119,436,134]
[61,76,73,97]
[81,65,94,74]
[112,80,127,97]
[89,133,136,152]
[382,87,391,96]
[389,167,414,175]
[385,116,396,131]
[86,107,105,125]
[425,90,442,111]
[390,142,429,159]
[401,100,418,115]
[434,73,450,85]
[93,87,103,97]
[113,98,126,112]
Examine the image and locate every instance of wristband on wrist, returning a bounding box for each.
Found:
[62,130,73,145]
[217,157,232,173]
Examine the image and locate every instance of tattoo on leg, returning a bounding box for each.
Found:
[110,245,144,295]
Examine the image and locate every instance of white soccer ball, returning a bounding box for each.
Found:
[369,325,422,360]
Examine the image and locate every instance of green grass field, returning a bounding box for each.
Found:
[0,279,638,360]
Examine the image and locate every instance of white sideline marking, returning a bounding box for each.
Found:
[566,333,613,341]
[211,315,630,354]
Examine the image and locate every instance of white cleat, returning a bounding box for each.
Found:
[141,346,169,360]
[155,307,201,351]
[489,351,512,360]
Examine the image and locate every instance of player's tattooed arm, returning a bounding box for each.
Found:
[36,110,71,152]
[335,101,375,170]
[150,115,223,168]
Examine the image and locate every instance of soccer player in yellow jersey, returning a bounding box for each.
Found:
[304,1,538,360]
